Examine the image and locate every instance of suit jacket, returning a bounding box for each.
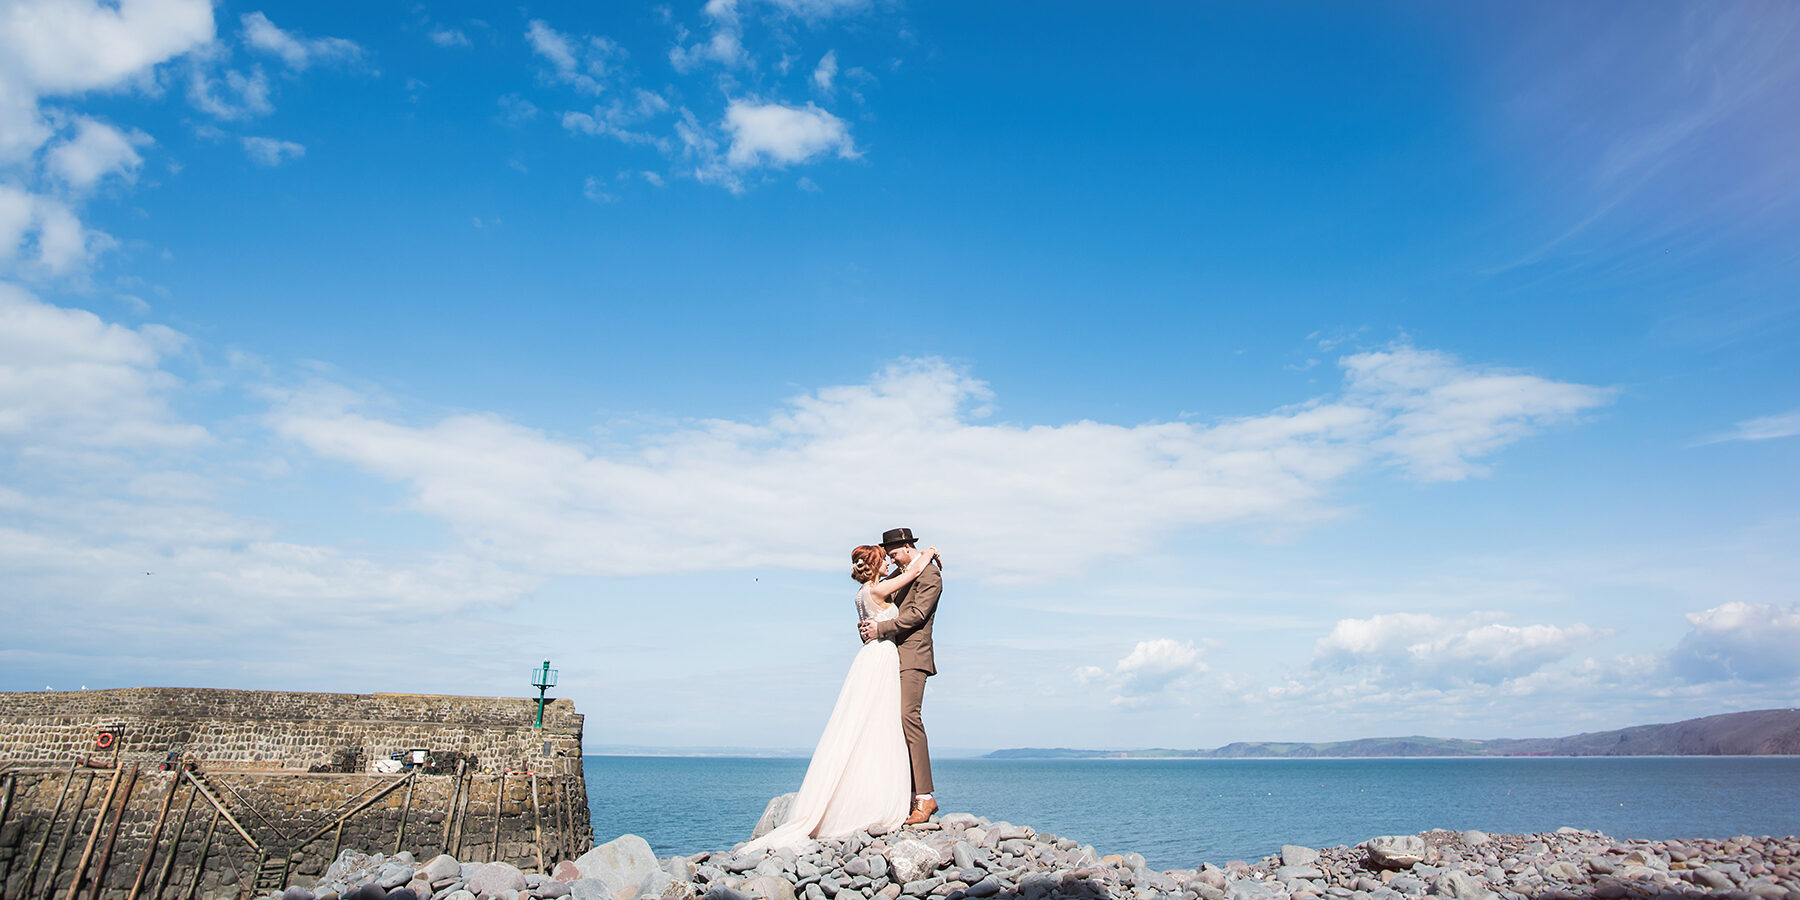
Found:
[875,562,941,675]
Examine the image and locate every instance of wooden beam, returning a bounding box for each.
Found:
[87,764,139,900]
[22,764,78,899]
[64,762,124,900]
[127,774,182,900]
[39,771,95,900]
[150,784,199,900]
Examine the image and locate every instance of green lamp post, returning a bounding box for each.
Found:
[530,660,558,728]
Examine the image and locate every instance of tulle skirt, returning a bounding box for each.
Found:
[740,639,910,852]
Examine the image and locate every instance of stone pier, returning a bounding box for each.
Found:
[0,688,594,900]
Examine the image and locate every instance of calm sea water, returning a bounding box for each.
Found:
[584,756,1800,871]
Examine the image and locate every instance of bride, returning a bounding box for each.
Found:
[739,543,942,852]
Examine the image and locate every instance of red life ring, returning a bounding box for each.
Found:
[95,731,116,750]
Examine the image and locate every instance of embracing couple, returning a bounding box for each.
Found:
[742,527,944,853]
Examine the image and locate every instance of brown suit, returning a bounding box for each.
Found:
[875,562,940,794]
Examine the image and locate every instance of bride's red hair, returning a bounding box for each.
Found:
[850,545,886,583]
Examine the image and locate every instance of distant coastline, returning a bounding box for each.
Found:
[983,708,1800,759]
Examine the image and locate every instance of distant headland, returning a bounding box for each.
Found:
[984,708,1800,759]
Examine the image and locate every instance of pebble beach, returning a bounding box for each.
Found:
[270,811,1800,900]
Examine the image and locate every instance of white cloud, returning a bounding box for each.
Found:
[47,118,149,190]
[761,0,870,17]
[0,187,108,275]
[241,136,305,167]
[0,0,211,278]
[669,0,747,72]
[0,0,212,161]
[723,100,856,168]
[0,284,205,448]
[813,50,838,92]
[269,344,1608,584]
[582,175,617,203]
[185,56,273,121]
[1698,409,1800,445]
[561,91,671,147]
[1078,639,1207,708]
[496,93,539,125]
[1669,602,1800,683]
[527,19,625,96]
[240,12,362,70]
[1312,611,1603,686]
[1341,345,1616,481]
[429,28,471,48]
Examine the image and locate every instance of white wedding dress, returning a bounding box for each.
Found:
[739,586,910,852]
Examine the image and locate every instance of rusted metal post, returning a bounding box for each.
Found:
[88,764,140,900]
[329,819,343,869]
[528,773,544,874]
[24,764,79,898]
[65,762,124,900]
[489,774,504,863]
[185,808,220,900]
[392,771,415,856]
[40,772,95,900]
[151,784,199,900]
[128,773,182,900]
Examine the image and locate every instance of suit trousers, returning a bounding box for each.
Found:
[900,668,933,795]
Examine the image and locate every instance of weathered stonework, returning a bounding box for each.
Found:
[0,688,594,900]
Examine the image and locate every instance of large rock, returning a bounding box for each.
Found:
[376,865,417,889]
[468,863,529,898]
[577,836,664,900]
[1432,870,1498,900]
[571,880,621,900]
[740,877,796,900]
[324,851,382,886]
[751,795,797,840]
[1226,880,1284,900]
[886,840,942,884]
[1282,846,1320,868]
[424,857,463,883]
[1365,836,1428,870]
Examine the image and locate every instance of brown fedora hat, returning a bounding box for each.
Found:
[880,527,917,548]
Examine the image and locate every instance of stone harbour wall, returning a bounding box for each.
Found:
[0,688,594,900]
[0,688,584,774]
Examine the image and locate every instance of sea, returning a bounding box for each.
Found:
[585,755,1800,871]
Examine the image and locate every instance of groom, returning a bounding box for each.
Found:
[859,526,941,824]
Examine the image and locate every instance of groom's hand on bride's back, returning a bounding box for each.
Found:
[858,619,878,643]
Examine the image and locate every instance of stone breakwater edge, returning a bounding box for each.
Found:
[257,809,1800,900]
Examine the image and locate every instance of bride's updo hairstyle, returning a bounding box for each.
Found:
[850,545,885,583]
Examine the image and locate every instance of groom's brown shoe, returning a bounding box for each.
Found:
[904,796,937,825]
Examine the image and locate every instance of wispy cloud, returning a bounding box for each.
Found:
[1696,409,1800,445]
[1489,5,1800,273]
[241,12,363,70]
[241,136,305,167]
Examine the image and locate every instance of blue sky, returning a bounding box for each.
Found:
[2,0,1797,752]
